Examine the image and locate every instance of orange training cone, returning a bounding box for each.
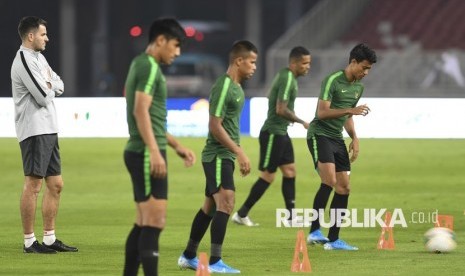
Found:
[196,252,210,276]
[291,230,312,273]
[377,211,395,250]
[434,214,454,230]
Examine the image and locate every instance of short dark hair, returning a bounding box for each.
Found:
[289,46,310,62]
[18,16,47,40]
[349,43,377,64]
[148,18,186,44]
[229,40,258,63]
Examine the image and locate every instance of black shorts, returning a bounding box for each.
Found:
[203,157,235,197]
[307,134,350,172]
[19,134,61,177]
[258,130,294,173]
[124,150,168,202]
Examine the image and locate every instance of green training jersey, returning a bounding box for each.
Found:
[202,74,245,162]
[125,53,168,152]
[307,70,364,139]
[261,68,298,135]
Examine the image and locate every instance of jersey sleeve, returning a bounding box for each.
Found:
[39,54,64,96]
[352,85,364,107]
[135,57,159,96]
[277,70,294,102]
[319,73,338,101]
[209,77,231,118]
[16,51,55,107]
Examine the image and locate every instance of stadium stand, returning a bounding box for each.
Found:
[342,0,465,50]
[266,0,465,97]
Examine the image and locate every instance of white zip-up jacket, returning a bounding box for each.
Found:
[11,45,64,142]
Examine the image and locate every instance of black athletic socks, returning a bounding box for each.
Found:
[210,211,230,245]
[123,224,142,276]
[282,177,295,218]
[237,178,270,217]
[184,209,213,259]
[210,211,230,264]
[328,193,349,242]
[139,226,161,276]
[310,183,333,233]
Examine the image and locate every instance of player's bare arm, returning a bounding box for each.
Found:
[316,100,370,120]
[344,116,360,163]
[209,115,250,176]
[166,133,196,167]
[133,91,166,178]
[276,99,309,129]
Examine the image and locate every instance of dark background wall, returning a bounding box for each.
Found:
[0,0,318,97]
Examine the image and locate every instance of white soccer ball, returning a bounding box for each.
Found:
[424,227,457,253]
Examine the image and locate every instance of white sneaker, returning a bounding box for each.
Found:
[231,212,259,226]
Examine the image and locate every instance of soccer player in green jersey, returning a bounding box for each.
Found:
[123,18,196,276]
[306,43,376,250]
[178,40,258,274]
[232,46,311,227]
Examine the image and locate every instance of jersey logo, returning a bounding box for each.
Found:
[341,89,348,93]
[236,98,241,102]
[355,92,359,99]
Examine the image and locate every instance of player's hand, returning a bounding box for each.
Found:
[302,121,309,129]
[237,149,251,177]
[150,150,167,178]
[352,104,370,116]
[175,146,196,167]
[348,138,360,163]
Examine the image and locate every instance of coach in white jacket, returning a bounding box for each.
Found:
[11,16,77,254]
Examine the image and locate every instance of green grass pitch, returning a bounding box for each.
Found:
[0,137,464,275]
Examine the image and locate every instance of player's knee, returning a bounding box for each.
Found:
[344,186,350,194]
[24,180,42,195]
[323,177,337,187]
[335,185,350,195]
[260,172,275,183]
[45,176,64,194]
[280,165,296,178]
[143,214,166,229]
[217,198,235,214]
[154,217,166,229]
[49,180,64,194]
[139,197,167,228]
[151,220,166,229]
[201,198,217,216]
[56,180,64,192]
[223,203,235,214]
